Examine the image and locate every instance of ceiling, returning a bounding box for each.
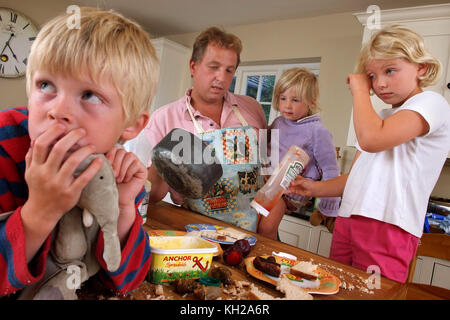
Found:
[73,0,449,37]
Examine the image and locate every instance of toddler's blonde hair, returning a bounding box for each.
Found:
[26,7,159,125]
[355,25,441,88]
[272,67,320,115]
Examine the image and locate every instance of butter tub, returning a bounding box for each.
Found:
[149,236,218,284]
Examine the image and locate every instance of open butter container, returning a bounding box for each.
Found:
[149,236,218,284]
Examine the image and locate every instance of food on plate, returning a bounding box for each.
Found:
[185,224,257,245]
[223,246,243,266]
[200,230,228,241]
[289,261,318,281]
[216,227,248,240]
[199,227,248,242]
[232,239,251,256]
[210,266,233,286]
[276,275,313,300]
[253,256,281,277]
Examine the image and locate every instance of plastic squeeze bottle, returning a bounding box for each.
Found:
[251,145,309,216]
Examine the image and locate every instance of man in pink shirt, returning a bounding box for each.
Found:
[145,27,272,235]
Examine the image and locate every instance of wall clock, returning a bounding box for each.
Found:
[0,7,38,78]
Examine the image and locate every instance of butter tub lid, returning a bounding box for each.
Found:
[149,236,219,255]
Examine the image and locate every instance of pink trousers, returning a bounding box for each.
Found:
[329,215,420,283]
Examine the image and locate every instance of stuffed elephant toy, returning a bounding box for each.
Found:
[19,154,122,300]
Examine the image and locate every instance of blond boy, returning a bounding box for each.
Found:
[0,7,158,297]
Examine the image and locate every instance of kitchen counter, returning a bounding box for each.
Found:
[79,201,450,300]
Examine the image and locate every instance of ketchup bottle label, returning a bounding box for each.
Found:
[280,161,304,190]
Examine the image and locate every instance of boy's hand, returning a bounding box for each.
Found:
[24,124,102,224]
[346,73,371,95]
[106,146,146,209]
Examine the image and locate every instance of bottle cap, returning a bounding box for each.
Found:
[250,200,269,216]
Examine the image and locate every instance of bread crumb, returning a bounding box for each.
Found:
[154,284,164,296]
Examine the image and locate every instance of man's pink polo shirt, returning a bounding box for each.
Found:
[144,89,267,203]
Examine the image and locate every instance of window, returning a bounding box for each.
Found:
[229,59,320,125]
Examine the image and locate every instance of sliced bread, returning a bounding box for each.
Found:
[289,261,318,280]
[248,284,277,300]
[216,227,248,240]
[276,275,313,300]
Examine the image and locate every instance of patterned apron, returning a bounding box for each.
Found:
[183,97,263,232]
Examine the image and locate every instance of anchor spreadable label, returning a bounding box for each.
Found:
[149,236,217,284]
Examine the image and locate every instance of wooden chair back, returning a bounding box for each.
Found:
[407,233,450,283]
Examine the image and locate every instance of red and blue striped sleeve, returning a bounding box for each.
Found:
[95,187,151,294]
[0,107,52,296]
[0,208,51,296]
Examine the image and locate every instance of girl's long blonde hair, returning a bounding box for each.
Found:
[355,25,441,88]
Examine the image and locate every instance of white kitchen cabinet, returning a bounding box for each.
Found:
[347,4,450,159]
[412,256,450,290]
[123,38,190,165]
[279,214,332,258]
[149,37,191,113]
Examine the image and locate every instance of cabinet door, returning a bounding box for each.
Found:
[317,230,333,258]
[279,219,312,251]
[431,262,450,290]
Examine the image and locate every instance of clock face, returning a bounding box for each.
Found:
[0,8,38,78]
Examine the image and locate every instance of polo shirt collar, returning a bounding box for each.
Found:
[183,88,234,121]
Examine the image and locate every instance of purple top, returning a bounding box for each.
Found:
[270,114,341,217]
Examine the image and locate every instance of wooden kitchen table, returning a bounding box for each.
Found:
[137,202,450,301]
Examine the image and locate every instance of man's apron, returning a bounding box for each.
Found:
[183,98,263,232]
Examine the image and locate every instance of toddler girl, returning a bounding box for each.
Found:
[288,25,450,283]
[259,67,340,239]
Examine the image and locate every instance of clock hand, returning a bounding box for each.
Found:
[6,43,19,62]
[1,33,14,56]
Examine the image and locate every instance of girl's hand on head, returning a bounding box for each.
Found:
[346,74,372,95]
[106,146,146,208]
[286,176,316,197]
